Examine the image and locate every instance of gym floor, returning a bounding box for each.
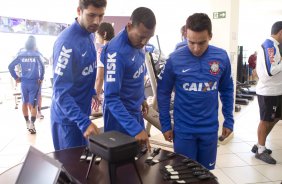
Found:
[0,94,282,183]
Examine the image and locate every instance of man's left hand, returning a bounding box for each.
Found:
[84,122,100,138]
[221,127,232,140]
[92,95,101,112]
[141,100,149,116]
[135,130,151,152]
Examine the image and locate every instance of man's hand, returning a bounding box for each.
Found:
[91,95,101,112]
[15,78,21,83]
[163,130,173,142]
[83,122,100,138]
[135,130,151,152]
[141,100,149,116]
[220,127,232,140]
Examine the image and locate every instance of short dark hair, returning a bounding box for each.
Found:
[130,7,156,29]
[186,13,212,36]
[97,22,115,41]
[25,35,36,50]
[271,21,282,35]
[79,0,107,10]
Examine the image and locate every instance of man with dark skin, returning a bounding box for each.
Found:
[101,7,156,150]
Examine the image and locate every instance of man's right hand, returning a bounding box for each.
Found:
[135,130,151,152]
[163,130,173,142]
[83,122,100,139]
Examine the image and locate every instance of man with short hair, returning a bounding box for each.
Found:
[93,22,115,112]
[157,13,234,170]
[252,21,282,164]
[174,25,187,50]
[51,0,107,150]
[101,7,156,149]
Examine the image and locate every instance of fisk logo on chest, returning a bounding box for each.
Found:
[55,46,72,76]
[106,52,117,82]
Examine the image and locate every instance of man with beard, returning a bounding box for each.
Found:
[51,0,107,150]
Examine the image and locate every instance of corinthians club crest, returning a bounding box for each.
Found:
[209,61,220,75]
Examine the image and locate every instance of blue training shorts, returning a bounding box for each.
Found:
[51,121,88,151]
[173,131,218,170]
[21,82,40,105]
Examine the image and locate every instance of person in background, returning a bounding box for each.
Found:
[36,89,44,119]
[101,7,156,150]
[157,13,234,170]
[14,47,47,119]
[252,21,282,164]
[93,22,115,112]
[174,25,187,50]
[51,0,107,151]
[8,35,45,134]
[248,51,257,81]
[36,53,49,119]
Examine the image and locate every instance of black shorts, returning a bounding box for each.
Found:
[257,95,282,122]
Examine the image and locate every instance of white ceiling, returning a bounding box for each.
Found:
[1,0,281,22]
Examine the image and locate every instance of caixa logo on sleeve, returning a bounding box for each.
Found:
[55,46,72,76]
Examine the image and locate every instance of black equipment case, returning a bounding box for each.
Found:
[88,131,138,163]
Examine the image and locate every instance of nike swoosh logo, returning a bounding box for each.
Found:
[209,162,215,166]
[182,68,190,73]
[132,56,135,61]
[82,51,87,57]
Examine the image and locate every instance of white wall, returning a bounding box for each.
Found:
[238,0,282,59]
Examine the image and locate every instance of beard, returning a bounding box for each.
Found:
[87,24,99,33]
